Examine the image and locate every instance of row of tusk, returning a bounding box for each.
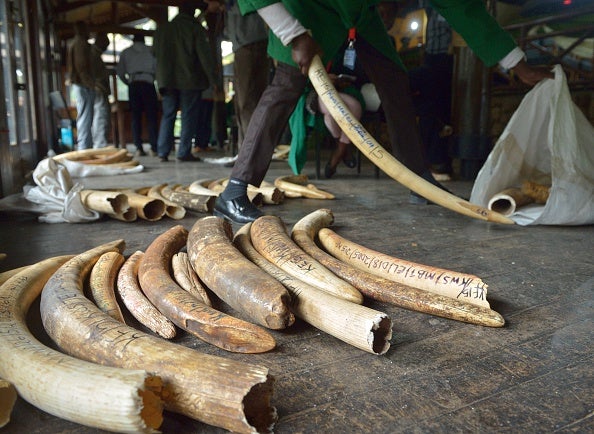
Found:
[117,250,177,339]
[187,216,296,330]
[40,240,278,433]
[291,209,505,327]
[308,55,513,224]
[145,184,186,219]
[139,225,277,353]
[0,253,164,433]
[250,215,363,304]
[234,224,392,355]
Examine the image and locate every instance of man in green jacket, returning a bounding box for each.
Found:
[214,0,553,223]
[154,1,218,162]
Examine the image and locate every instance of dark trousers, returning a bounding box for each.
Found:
[129,81,158,151]
[231,37,427,186]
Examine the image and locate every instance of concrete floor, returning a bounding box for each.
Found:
[1,146,593,433]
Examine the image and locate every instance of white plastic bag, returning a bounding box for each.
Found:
[470,65,594,225]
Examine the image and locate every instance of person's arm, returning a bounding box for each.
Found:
[430,0,552,86]
[256,2,322,74]
[115,53,129,85]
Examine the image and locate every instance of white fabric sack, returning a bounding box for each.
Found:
[23,158,100,223]
[470,65,594,225]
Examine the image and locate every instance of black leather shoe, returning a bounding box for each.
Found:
[213,195,263,224]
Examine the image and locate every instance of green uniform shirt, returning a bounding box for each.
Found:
[238,0,517,68]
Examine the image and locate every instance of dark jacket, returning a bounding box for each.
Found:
[154,12,217,91]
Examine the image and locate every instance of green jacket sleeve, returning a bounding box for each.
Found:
[429,0,517,67]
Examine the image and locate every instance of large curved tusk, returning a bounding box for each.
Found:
[117,250,177,339]
[77,148,130,165]
[308,55,513,224]
[1,253,164,433]
[139,225,276,353]
[291,209,505,327]
[234,224,392,355]
[317,227,491,308]
[52,146,119,161]
[90,251,127,322]
[250,215,363,304]
[0,379,17,428]
[172,251,212,306]
[187,216,295,330]
[0,265,29,286]
[40,240,278,434]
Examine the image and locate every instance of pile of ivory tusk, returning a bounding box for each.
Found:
[53,146,139,168]
[0,208,505,433]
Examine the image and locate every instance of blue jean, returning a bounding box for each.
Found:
[73,84,95,150]
[157,88,202,158]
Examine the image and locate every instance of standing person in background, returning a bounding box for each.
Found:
[116,34,159,157]
[225,0,269,150]
[408,0,455,181]
[213,0,553,224]
[90,32,111,149]
[154,1,219,162]
[67,21,95,150]
[193,84,215,152]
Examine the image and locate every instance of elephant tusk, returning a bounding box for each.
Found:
[172,251,212,306]
[90,251,127,322]
[307,55,513,224]
[291,209,505,327]
[187,216,295,330]
[117,250,177,339]
[234,224,392,355]
[274,174,334,199]
[488,187,534,216]
[40,240,278,433]
[139,225,276,353]
[145,184,186,220]
[250,215,363,304]
[1,253,164,432]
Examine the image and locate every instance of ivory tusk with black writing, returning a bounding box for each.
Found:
[291,209,504,327]
[234,224,392,355]
[250,215,363,304]
[317,226,491,308]
[308,55,513,224]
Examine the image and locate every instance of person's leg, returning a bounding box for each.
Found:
[230,62,307,186]
[178,89,202,159]
[157,89,179,160]
[73,84,95,150]
[356,37,427,176]
[144,84,159,154]
[233,40,269,147]
[92,92,110,149]
[129,83,144,151]
[215,62,307,223]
